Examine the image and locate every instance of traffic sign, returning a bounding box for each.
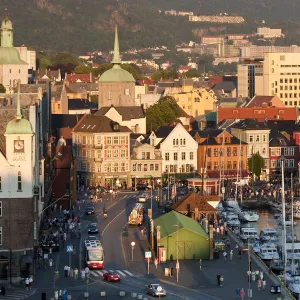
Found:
[145,251,152,258]
[67,245,73,252]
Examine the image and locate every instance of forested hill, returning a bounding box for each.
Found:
[0,0,300,54]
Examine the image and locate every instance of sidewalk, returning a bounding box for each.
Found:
[0,286,36,300]
[123,225,285,300]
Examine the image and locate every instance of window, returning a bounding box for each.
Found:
[233,161,237,169]
[249,135,253,142]
[120,136,126,144]
[255,135,260,142]
[174,153,178,160]
[214,162,218,170]
[121,163,125,172]
[138,164,142,171]
[125,88,130,96]
[173,139,176,146]
[150,164,154,171]
[113,136,118,144]
[113,149,118,158]
[107,92,112,100]
[190,152,194,160]
[133,164,136,171]
[194,97,200,102]
[227,147,231,157]
[207,148,212,157]
[176,139,179,145]
[214,148,218,157]
[107,137,112,144]
[121,150,126,158]
[58,104,61,109]
[155,164,159,171]
[165,153,169,161]
[144,164,147,171]
[183,139,186,145]
[284,147,294,156]
[271,160,277,168]
[146,152,150,159]
[17,171,22,191]
[227,161,232,169]
[233,147,237,156]
[262,148,266,155]
[142,152,145,159]
[262,135,266,142]
[289,159,294,168]
[182,152,186,160]
[107,150,112,158]
[114,163,118,172]
[207,162,212,170]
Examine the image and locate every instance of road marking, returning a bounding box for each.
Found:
[109,269,115,272]
[101,208,126,237]
[102,269,108,273]
[116,270,126,276]
[123,270,134,276]
[96,270,104,276]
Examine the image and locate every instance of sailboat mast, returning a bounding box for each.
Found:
[291,173,295,275]
[281,160,287,287]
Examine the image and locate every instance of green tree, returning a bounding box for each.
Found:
[0,84,5,93]
[248,153,265,178]
[37,55,52,70]
[92,63,112,77]
[74,65,92,74]
[52,52,80,75]
[184,68,201,78]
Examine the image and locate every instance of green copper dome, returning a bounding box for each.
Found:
[0,47,27,65]
[99,65,135,83]
[99,24,135,83]
[5,81,33,135]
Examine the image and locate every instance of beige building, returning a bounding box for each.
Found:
[168,80,216,120]
[257,27,282,39]
[262,52,300,107]
[73,114,132,187]
[130,143,162,187]
[98,25,136,108]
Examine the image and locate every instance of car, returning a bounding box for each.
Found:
[85,236,100,242]
[88,223,98,234]
[146,284,166,297]
[85,206,95,215]
[270,285,281,294]
[136,183,148,191]
[103,271,121,282]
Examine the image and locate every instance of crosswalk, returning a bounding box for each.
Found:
[89,269,135,278]
[0,288,36,300]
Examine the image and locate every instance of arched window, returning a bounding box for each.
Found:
[17,171,22,191]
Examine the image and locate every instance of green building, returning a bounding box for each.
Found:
[154,211,210,260]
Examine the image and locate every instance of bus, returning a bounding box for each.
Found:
[128,203,144,226]
[84,240,104,269]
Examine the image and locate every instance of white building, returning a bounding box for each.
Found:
[0,12,28,90]
[95,105,146,134]
[16,46,36,70]
[149,123,198,176]
[262,52,300,107]
[257,27,283,39]
[230,119,270,171]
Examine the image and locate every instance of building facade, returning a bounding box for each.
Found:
[130,144,162,187]
[98,26,135,108]
[73,115,131,188]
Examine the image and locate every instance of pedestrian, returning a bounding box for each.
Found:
[64,265,68,277]
[81,269,86,281]
[69,268,74,280]
[255,270,259,280]
[223,251,227,261]
[217,274,221,286]
[74,268,79,280]
[67,265,71,277]
[230,250,233,261]
[29,277,33,290]
[49,258,53,269]
[235,287,240,300]
[63,232,67,241]
[216,227,220,236]
[257,279,262,290]
[54,203,57,212]
[85,266,90,278]
[25,278,29,290]
[220,274,224,287]
[238,248,242,259]
[240,288,245,300]
[251,271,256,283]
[262,279,266,290]
[60,205,62,213]
[259,271,264,281]
[235,243,239,253]
[54,290,59,300]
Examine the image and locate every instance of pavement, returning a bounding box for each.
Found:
[22,186,294,300]
[0,286,36,300]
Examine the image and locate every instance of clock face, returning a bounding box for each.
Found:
[14,140,24,152]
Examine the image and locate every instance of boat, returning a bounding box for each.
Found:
[249,241,261,253]
[285,243,300,260]
[259,228,278,242]
[238,210,259,222]
[288,276,300,296]
[226,213,240,226]
[277,218,297,226]
[258,243,280,260]
[239,227,258,240]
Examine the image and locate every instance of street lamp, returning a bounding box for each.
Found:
[173,224,179,283]
[131,241,135,261]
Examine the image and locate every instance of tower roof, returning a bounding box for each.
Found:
[5,81,33,135]
[99,25,135,83]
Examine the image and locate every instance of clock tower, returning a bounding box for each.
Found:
[4,80,34,198]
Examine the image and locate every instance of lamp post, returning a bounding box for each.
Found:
[157,179,161,207]
[174,224,179,283]
[131,241,135,261]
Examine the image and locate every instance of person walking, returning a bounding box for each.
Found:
[74,268,79,280]
[260,271,264,281]
[49,258,53,269]
[25,278,29,290]
[81,269,86,281]
[85,266,90,278]
[257,279,262,290]
[223,251,227,261]
[69,268,74,280]
[238,248,242,259]
[29,277,33,290]
[235,287,240,300]
[217,274,221,286]
[64,265,68,277]
[240,288,245,300]
[230,250,233,261]
[262,279,266,290]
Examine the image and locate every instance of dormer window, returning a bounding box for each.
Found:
[113,122,119,131]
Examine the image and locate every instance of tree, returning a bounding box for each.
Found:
[184,68,201,78]
[51,52,80,75]
[37,55,52,69]
[0,84,6,93]
[74,65,92,74]
[92,63,112,77]
[248,153,265,178]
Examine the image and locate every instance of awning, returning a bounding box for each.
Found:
[20,255,33,264]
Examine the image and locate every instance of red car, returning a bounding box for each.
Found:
[103,272,121,282]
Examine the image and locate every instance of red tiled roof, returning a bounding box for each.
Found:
[246,95,285,108]
[65,73,94,83]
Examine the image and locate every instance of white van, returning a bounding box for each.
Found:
[239,227,258,240]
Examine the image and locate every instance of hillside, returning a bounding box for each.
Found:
[0,0,300,54]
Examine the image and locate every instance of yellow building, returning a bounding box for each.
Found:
[168,80,217,120]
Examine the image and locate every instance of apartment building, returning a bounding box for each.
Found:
[257,27,282,39]
[263,53,300,107]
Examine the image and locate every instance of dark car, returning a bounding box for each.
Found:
[88,223,98,234]
[136,184,148,191]
[270,285,281,294]
[85,206,95,215]
[103,272,121,282]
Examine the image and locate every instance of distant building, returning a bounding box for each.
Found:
[257,27,283,39]
[98,25,136,108]
[15,46,36,71]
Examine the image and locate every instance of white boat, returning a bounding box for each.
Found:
[258,244,280,260]
[226,213,240,226]
[277,218,297,226]
[238,210,259,222]
[249,241,261,253]
[259,228,278,242]
[285,243,300,260]
[288,276,300,296]
[239,227,258,240]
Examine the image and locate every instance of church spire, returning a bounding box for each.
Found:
[16,80,22,120]
[1,8,13,47]
[112,24,121,66]
[4,8,8,21]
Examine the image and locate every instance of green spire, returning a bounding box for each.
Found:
[112,24,121,66]
[16,80,21,120]
[1,8,14,47]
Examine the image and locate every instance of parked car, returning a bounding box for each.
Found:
[88,223,98,234]
[146,284,166,297]
[103,272,121,282]
[270,285,281,294]
[85,206,95,215]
